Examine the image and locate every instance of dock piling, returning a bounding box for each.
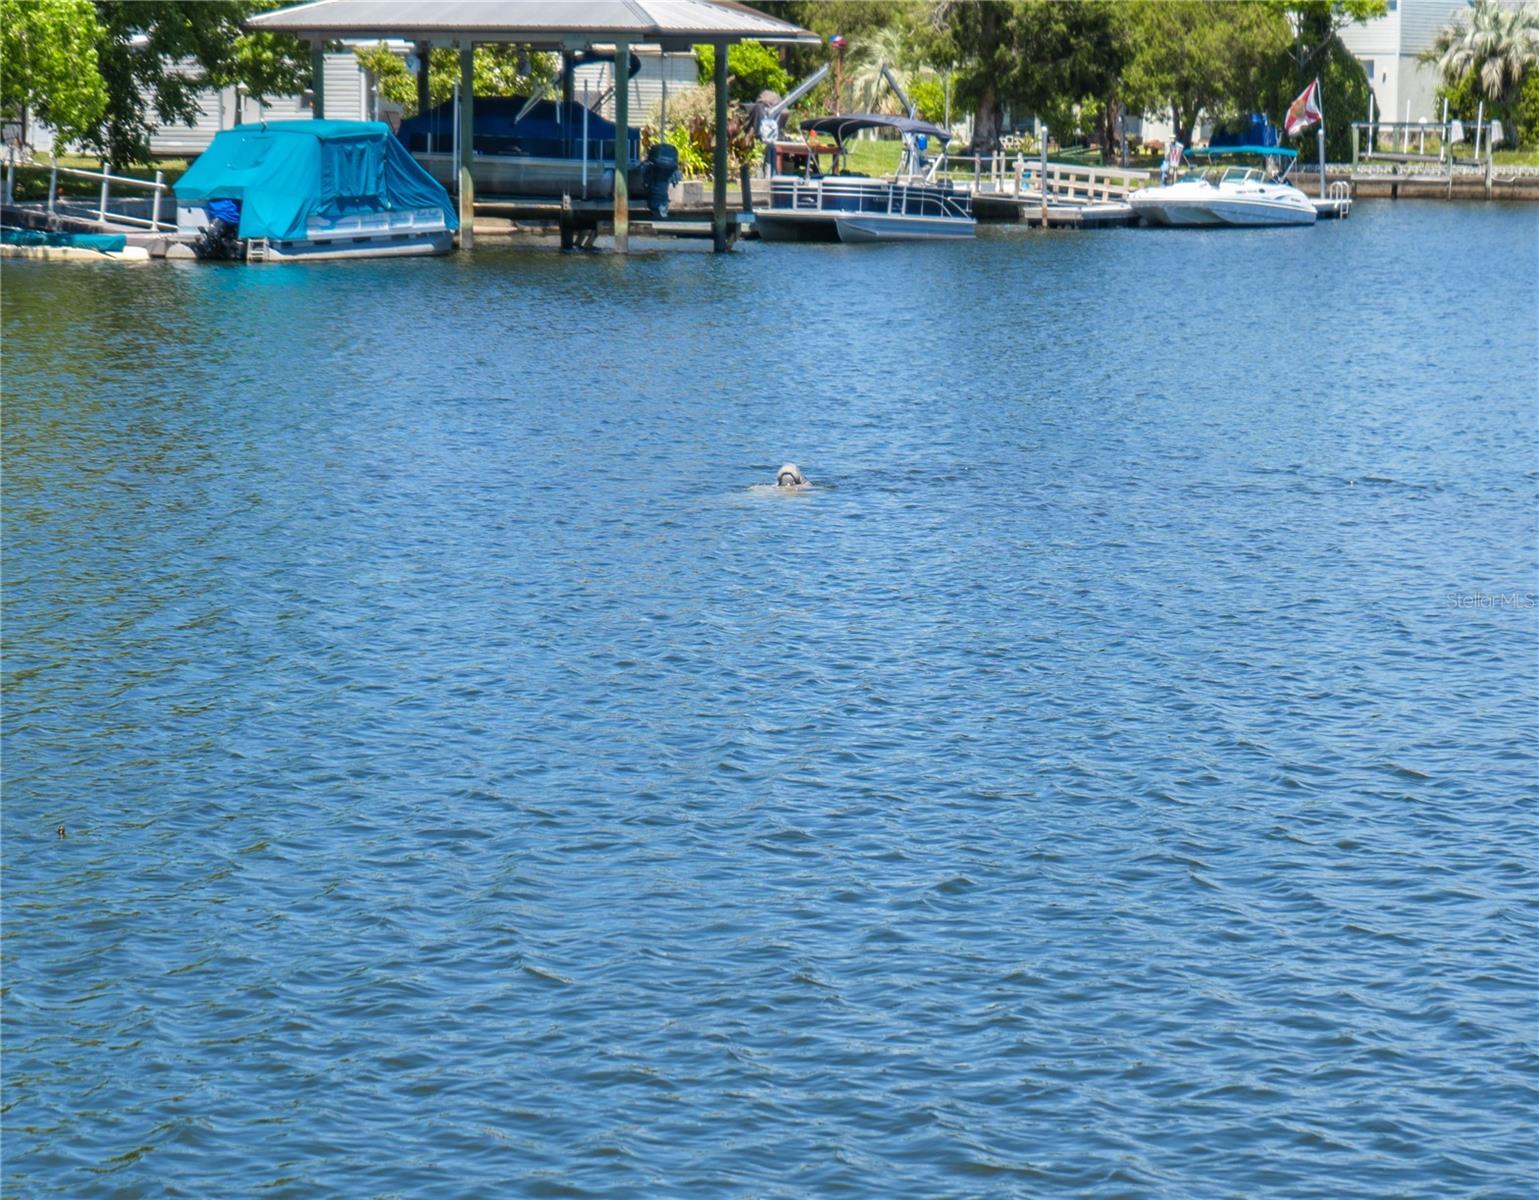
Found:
[613,40,630,252]
[1039,129,1048,224]
[458,47,475,248]
[712,41,728,252]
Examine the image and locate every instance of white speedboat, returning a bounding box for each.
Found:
[1131,146,1316,227]
[754,114,975,243]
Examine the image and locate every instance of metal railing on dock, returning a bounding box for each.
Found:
[1348,117,1506,198]
[945,155,1151,205]
[2,154,176,232]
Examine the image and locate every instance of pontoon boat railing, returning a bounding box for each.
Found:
[770,176,971,221]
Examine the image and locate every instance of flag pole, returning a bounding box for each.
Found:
[1315,77,1325,199]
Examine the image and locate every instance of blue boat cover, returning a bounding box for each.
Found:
[1190,144,1297,159]
[396,96,638,162]
[1209,114,1280,149]
[174,120,457,240]
[2,226,128,252]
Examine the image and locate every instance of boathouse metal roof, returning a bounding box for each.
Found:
[245,0,819,45]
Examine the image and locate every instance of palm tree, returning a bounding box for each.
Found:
[843,24,913,114]
[1423,0,1539,113]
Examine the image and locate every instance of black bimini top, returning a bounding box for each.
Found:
[799,113,951,143]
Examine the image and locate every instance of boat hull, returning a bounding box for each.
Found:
[1131,181,1316,227]
[252,231,455,262]
[755,209,975,243]
[835,213,977,242]
[753,211,841,242]
[758,175,975,243]
[413,152,642,200]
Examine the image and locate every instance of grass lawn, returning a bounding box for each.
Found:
[834,138,904,176]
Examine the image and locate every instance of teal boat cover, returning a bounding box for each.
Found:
[2,226,128,252]
[174,120,457,240]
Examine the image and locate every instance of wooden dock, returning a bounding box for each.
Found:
[948,156,1147,227]
[984,199,1137,228]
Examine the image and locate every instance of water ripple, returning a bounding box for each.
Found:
[3,201,1536,1197]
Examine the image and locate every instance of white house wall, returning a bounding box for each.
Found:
[1339,0,1477,126]
[1398,0,1465,54]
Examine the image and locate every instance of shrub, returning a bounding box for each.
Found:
[906,77,948,126]
[1438,67,1539,146]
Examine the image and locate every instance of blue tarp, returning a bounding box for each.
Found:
[1190,145,1298,159]
[1209,114,1280,149]
[396,96,638,162]
[175,120,457,240]
[2,226,127,252]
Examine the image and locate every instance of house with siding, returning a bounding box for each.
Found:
[147,52,372,157]
[1337,0,1474,126]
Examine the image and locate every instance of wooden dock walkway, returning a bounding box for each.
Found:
[946,156,1147,227]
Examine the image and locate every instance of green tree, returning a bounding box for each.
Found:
[354,43,557,118]
[1515,69,1539,144]
[85,1,310,166]
[1258,1,1382,161]
[0,0,108,149]
[1422,0,1539,118]
[695,41,791,103]
[905,75,948,125]
[1121,0,1292,146]
[914,0,1129,151]
[1436,59,1539,146]
[754,1,918,83]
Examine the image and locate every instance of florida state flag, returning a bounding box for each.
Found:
[1285,79,1322,136]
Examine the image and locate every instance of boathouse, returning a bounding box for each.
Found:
[245,0,818,252]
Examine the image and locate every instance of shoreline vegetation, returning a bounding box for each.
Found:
[9,143,1539,206]
[4,1,1539,187]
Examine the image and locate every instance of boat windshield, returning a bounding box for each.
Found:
[1179,162,1278,184]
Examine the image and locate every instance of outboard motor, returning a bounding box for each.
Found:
[193,198,245,261]
[641,143,681,218]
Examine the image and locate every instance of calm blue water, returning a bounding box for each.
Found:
[4,202,1537,1198]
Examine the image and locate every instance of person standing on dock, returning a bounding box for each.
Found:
[749,90,784,176]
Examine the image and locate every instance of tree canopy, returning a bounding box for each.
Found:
[6,0,1533,168]
[912,0,1129,151]
[1423,0,1539,114]
[1120,1,1293,148]
[86,1,311,164]
[0,0,109,148]
[695,41,791,104]
[353,44,557,118]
